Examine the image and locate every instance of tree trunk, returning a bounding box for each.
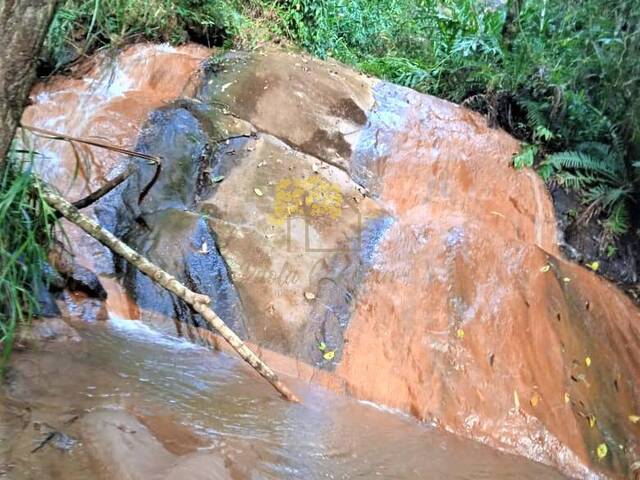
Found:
[38,180,300,403]
[0,0,58,168]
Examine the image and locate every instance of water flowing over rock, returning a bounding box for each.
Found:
[22,44,640,478]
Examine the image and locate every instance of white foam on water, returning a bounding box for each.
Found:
[107,315,198,351]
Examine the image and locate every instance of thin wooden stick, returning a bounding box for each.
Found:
[72,165,134,210]
[21,124,161,163]
[38,180,300,402]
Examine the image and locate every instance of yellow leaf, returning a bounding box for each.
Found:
[596,443,608,460]
[585,357,592,367]
[629,415,640,424]
[323,350,336,361]
[304,291,316,300]
[563,277,571,283]
[514,390,520,409]
[564,392,571,404]
[530,393,541,408]
[588,415,597,428]
[254,187,264,197]
[540,264,551,273]
[587,261,600,272]
[456,328,465,339]
[318,341,326,352]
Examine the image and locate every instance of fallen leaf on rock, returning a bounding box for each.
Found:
[254,188,264,197]
[629,414,640,424]
[323,350,336,361]
[304,291,316,300]
[530,393,541,407]
[212,175,225,183]
[563,277,571,283]
[587,261,600,271]
[585,356,592,367]
[588,415,597,428]
[456,328,465,339]
[596,443,608,459]
[318,341,326,352]
[514,390,520,409]
[540,264,551,273]
[564,393,571,404]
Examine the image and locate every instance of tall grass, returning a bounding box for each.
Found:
[45,0,251,67]
[0,150,57,372]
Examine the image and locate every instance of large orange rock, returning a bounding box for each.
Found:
[23,46,640,478]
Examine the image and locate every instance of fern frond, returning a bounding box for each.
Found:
[556,171,596,190]
[546,151,622,180]
[605,202,630,235]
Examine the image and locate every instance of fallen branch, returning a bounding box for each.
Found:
[72,165,134,210]
[38,180,300,403]
[21,124,162,205]
[21,124,161,163]
[52,165,135,220]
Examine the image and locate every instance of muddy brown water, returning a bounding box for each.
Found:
[1,317,567,479]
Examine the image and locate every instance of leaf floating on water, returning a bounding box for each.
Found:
[318,341,326,352]
[254,187,264,197]
[564,392,571,404]
[304,291,316,300]
[596,443,608,460]
[587,261,600,272]
[323,350,336,361]
[629,414,640,424]
[456,328,465,339]
[212,175,225,183]
[514,390,520,409]
[199,242,209,254]
[530,393,541,408]
[540,264,551,273]
[585,357,592,367]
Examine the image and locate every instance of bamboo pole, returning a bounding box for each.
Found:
[38,181,300,403]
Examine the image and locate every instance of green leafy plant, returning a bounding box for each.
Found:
[540,144,637,234]
[513,145,538,170]
[0,150,57,372]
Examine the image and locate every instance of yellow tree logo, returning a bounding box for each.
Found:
[269,176,344,225]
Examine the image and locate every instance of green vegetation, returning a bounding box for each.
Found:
[274,0,639,237]
[44,0,639,239]
[0,151,56,371]
[45,0,250,67]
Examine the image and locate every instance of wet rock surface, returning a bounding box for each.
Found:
[20,45,640,478]
[17,317,81,346]
[81,410,231,480]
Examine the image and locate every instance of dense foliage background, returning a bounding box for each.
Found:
[44,0,640,239]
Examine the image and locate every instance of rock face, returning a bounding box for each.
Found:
[23,45,640,478]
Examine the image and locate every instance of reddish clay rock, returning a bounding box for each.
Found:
[21,43,210,278]
[200,50,640,478]
[23,47,640,478]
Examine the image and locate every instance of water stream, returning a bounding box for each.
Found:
[1,316,566,479]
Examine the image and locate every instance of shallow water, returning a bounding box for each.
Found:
[1,317,566,479]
